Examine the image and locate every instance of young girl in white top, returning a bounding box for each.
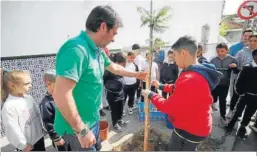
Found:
[1,70,45,151]
[141,52,159,102]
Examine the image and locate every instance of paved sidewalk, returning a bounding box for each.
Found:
[1,107,239,152]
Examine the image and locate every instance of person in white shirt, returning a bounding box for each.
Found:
[123,52,139,115]
[1,70,45,151]
[132,44,145,102]
[141,52,159,102]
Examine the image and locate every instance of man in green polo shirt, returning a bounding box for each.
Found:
[53,5,146,151]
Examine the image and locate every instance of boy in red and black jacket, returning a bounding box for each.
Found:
[142,36,222,151]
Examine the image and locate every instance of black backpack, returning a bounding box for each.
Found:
[133,62,140,87]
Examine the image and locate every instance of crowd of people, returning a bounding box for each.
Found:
[0,5,257,152]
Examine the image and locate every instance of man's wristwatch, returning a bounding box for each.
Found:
[75,124,90,137]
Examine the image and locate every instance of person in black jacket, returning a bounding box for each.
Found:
[40,69,67,151]
[197,44,208,64]
[104,52,128,132]
[225,49,257,138]
[160,50,179,98]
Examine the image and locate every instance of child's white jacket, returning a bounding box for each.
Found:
[2,94,44,150]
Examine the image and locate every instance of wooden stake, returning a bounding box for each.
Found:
[143,0,153,152]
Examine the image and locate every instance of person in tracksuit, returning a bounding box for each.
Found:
[225,49,257,138]
[123,52,139,115]
[40,69,67,151]
[160,50,179,99]
[103,52,128,132]
[210,43,239,125]
[228,34,257,119]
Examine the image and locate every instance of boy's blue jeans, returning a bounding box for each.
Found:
[62,122,101,151]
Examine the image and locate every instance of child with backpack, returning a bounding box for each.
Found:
[123,52,139,115]
[103,52,128,132]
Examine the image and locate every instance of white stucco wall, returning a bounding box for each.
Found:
[1,0,223,57]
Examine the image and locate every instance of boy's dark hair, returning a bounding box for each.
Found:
[216,42,228,50]
[242,29,253,35]
[86,5,123,32]
[198,44,203,50]
[167,50,173,55]
[171,36,197,56]
[127,51,135,56]
[132,44,140,50]
[109,52,126,63]
[253,49,257,57]
[249,34,257,39]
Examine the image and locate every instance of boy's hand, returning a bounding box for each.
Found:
[136,72,147,80]
[229,63,237,68]
[23,144,33,152]
[55,138,65,146]
[152,80,160,88]
[141,89,151,98]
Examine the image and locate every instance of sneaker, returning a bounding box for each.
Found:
[236,126,247,139]
[118,120,129,127]
[99,109,106,117]
[212,104,219,112]
[114,123,122,132]
[250,124,257,133]
[226,110,233,119]
[128,107,133,115]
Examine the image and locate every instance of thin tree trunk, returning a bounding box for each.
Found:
[143,0,153,152]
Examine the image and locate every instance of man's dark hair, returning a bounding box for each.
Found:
[132,44,140,50]
[249,34,257,39]
[216,42,228,50]
[109,52,126,63]
[86,5,123,32]
[242,29,253,35]
[127,51,135,56]
[171,36,197,56]
[167,50,173,55]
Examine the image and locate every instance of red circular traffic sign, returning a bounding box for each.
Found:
[237,0,257,20]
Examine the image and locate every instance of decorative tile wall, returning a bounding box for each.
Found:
[1,55,56,137]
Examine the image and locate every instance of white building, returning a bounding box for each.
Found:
[1,0,224,59]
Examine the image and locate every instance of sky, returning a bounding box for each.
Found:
[223,0,245,15]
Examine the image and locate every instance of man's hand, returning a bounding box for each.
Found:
[55,138,65,146]
[229,63,237,68]
[141,89,152,98]
[152,80,160,89]
[77,131,96,149]
[23,144,33,152]
[136,72,147,80]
